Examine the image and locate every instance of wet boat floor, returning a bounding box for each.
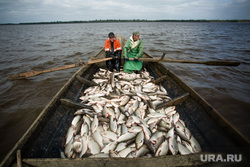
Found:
[22,63,243,159]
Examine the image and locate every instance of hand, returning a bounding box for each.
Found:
[134,57,138,61]
[125,57,129,61]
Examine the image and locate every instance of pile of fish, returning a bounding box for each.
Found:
[64,68,201,158]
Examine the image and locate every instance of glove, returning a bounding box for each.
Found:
[111,54,115,59]
[125,57,129,61]
[134,57,138,61]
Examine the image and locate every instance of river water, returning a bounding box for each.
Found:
[0,22,249,161]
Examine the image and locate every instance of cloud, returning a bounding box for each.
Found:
[0,0,250,23]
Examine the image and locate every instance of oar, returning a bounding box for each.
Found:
[8,56,240,80]
[128,58,240,66]
[8,57,113,80]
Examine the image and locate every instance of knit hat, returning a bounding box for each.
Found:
[133,32,140,36]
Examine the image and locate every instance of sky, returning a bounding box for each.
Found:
[0,0,250,23]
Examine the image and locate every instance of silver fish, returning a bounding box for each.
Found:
[172,113,180,125]
[101,131,118,142]
[110,116,117,133]
[101,142,117,154]
[189,136,202,153]
[166,128,178,155]
[118,147,136,158]
[178,142,191,155]
[149,131,164,145]
[120,95,130,106]
[71,115,81,127]
[88,136,101,155]
[92,131,104,149]
[91,115,99,133]
[135,145,150,158]
[175,121,190,141]
[65,126,74,145]
[140,124,151,141]
[182,140,194,153]
[155,139,169,156]
[64,138,74,158]
[115,142,127,152]
[117,132,137,142]
[117,113,126,125]
[73,135,82,153]
[83,115,91,128]
[80,136,88,157]
[147,112,166,118]
[135,131,144,149]
[80,123,89,136]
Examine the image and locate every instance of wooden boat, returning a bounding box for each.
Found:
[1,35,249,167]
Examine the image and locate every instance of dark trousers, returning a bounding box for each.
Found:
[106,51,121,72]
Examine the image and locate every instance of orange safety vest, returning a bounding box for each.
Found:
[105,38,122,52]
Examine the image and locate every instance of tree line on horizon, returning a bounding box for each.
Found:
[1,19,250,25]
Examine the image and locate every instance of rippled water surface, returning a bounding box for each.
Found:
[0,22,250,160]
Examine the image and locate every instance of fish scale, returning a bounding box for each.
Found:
[64,68,201,158]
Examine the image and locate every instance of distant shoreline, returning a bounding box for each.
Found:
[1,19,250,25]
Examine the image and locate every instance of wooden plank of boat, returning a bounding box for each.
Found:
[1,35,249,167]
[22,154,204,167]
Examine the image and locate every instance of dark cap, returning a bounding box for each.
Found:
[108,32,115,38]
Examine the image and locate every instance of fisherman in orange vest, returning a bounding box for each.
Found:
[104,32,122,72]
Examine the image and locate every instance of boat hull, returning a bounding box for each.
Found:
[1,38,249,167]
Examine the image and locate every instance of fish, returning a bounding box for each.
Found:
[135,131,144,149]
[120,95,130,106]
[155,139,169,156]
[189,135,202,153]
[71,115,81,127]
[81,123,89,136]
[141,124,151,141]
[80,136,88,157]
[128,126,142,133]
[181,140,194,153]
[117,132,137,142]
[177,142,191,155]
[149,131,164,145]
[64,138,74,158]
[88,136,101,155]
[166,128,178,155]
[101,131,118,142]
[101,142,117,154]
[110,116,117,132]
[73,135,82,153]
[91,115,99,133]
[135,145,150,158]
[115,142,127,152]
[118,147,136,158]
[175,121,189,141]
[92,131,104,148]
[64,69,202,159]
[65,126,74,145]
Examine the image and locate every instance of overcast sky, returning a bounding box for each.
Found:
[0,0,250,23]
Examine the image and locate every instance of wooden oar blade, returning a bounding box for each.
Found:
[8,71,42,80]
[8,58,112,80]
[136,58,240,66]
[205,61,240,66]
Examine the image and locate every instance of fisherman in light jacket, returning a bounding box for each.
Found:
[123,32,144,74]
